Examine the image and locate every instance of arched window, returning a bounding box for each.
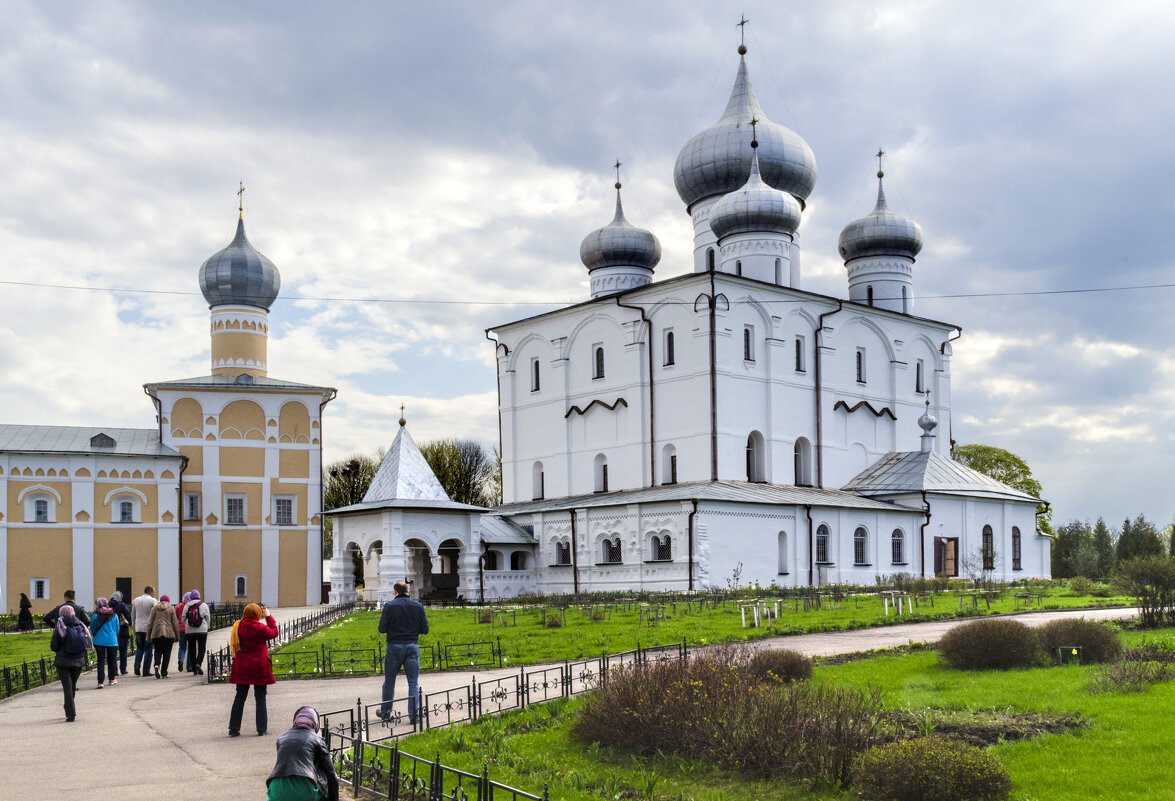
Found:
[793,438,812,487]
[661,444,677,484]
[531,358,541,392]
[650,535,672,562]
[856,348,867,383]
[602,537,622,564]
[483,550,499,571]
[235,575,247,597]
[778,531,788,574]
[891,529,905,564]
[34,498,49,522]
[532,462,544,500]
[119,500,135,523]
[1012,526,1022,570]
[735,260,743,276]
[794,337,805,372]
[982,525,995,570]
[853,527,868,565]
[593,346,605,379]
[816,524,830,563]
[775,258,782,285]
[745,431,765,482]
[510,552,527,570]
[867,285,874,306]
[554,541,571,566]
[743,326,754,361]
[664,330,675,366]
[707,248,715,271]
[594,454,608,493]
[916,359,924,393]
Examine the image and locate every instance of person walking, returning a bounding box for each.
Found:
[17,592,34,631]
[108,590,133,676]
[175,591,192,674]
[265,706,339,801]
[89,597,120,688]
[147,595,180,678]
[49,605,92,722]
[184,590,210,675]
[43,589,90,628]
[131,586,156,676]
[376,580,429,724]
[227,603,278,737]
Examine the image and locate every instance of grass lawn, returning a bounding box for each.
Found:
[0,631,56,669]
[280,588,1130,671]
[381,627,1175,801]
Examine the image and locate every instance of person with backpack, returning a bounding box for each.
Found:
[50,605,92,721]
[147,595,180,678]
[175,592,192,674]
[184,590,210,675]
[43,589,90,628]
[109,590,133,676]
[89,597,121,688]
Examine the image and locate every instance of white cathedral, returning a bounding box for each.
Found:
[327,38,1048,603]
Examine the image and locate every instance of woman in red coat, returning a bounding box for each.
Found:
[228,603,278,737]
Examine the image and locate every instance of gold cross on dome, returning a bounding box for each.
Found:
[237,180,246,216]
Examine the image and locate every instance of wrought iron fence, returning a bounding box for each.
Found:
[1,637,146,699]
[205,602,355,682]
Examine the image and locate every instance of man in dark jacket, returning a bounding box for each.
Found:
[376,581,429,723]
[43,590,90,628]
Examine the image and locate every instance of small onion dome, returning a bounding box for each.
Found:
[579,188,661,273]
[918,406,938,435]
[198,217,281,310]
[709,147,802,241]
[674,51,817,212]
[838,174,924,262]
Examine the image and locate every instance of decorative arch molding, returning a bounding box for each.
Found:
[841,315,897,362]
[909,333,946,371]
[563,311,627,353]
[103,486,149,507]
[783,306,818,331]
[18,484,62,504]
[738,295,775,331]
[505,333,553,372]
[646,295,687,316]
[833,399,897,420]
[565,397,628,418]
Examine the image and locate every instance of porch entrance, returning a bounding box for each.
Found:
[934,537,959,577]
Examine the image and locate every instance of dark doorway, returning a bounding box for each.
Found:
[933,538,959,577]
[115,577,132,601]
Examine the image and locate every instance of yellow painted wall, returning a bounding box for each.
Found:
[220,447,265,478]
[181,528,205,594]
[6,529,73,615]
[278,530,308,607]
[221,529,263,603]
[279,448,309,478]
[211,332,267,376]
[278,401,311,442]
[170,397,204,438]
[219,400,266,440]
[93,529,158,600]
[93,482,160,524]
[7,479,73,523]
[180,446,203,477]
[269,481,309,526]
[221,481,264,526]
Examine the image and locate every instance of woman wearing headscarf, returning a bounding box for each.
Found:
[184,589,210,675]
[108,590,133,676]
[175,591,192,674]
[89,597,120,688]
[265,706,339,801]
[228,603,278,737]
[147,594,180,678]
[49,605,92,721]
[17,592,34,631]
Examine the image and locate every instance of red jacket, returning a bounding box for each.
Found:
[228,615,278,685]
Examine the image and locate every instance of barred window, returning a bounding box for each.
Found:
[34,499,49,523]
[593,346,605,379]
[892,529,905,564]
[853,527,868,565]
[816,525,830,563]
[602,537,622,564]
[555,541,571,566]
[119,501,134,523]
[650,535,672,562]
[275,497,294,526]
[1012,527,1022,570]
[982,525,995,570]
[226,496,246,526]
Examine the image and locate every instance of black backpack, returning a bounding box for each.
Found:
[186,602,203,628]
[63,622,87,656]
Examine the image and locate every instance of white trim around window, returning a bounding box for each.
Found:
[234,574,248,597]
[274,495,296,527]
[31,577,49,600]
[225,494,247,526]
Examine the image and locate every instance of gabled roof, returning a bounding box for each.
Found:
[0,425,181,459]
[361,423,452,505]
[144,374,335,396]
[842,450,1040,503]
[494,479,917,515]
[480,514,538,544]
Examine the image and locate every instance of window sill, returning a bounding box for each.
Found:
[854,563,872,567]
[1012,566,1023,571]
[644,559,673,564]
[777,572,790,576]
[594,562,623,567]
[890,562,909,566]
[547,563,572,568]
[815,561,835,566]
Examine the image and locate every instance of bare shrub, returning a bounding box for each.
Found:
[572,648,883,785]
[1035,619,1122,664]
[1089,657,1175,694]
[937,619,1041,670]
[744,649,812,684]
[1114,556,1175,628]
[853,736,1012,801]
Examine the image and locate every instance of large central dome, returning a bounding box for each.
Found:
[673,51,817,212]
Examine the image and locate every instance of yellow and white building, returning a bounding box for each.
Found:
[2,214,335,614]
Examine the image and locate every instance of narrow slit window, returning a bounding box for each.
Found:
[856,348,866,383]
[531,358,540,392]
[593,346,605,379]
[664,330,675,366]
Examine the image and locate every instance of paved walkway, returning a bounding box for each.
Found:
[0,604,1136,801]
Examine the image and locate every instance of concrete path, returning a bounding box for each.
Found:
[0,604,1137,801]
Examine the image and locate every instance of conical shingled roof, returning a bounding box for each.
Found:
[362,424,450,503]
[842,450,1040,504]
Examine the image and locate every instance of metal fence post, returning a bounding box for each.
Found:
[496,635,502,668]
[389,743,400,801]
[432,751,443,801]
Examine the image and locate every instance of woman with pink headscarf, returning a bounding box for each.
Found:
[49,605,92,721]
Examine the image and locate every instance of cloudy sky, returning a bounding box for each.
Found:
[2,0,1173,527]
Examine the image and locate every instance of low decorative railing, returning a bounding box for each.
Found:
[205,602,355,682]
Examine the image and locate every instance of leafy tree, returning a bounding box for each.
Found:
[420,438,494,506]
[1115,514,1165,563]
[322,454,379,575]
[1092,517,1115,578]
[952,443,1050,530]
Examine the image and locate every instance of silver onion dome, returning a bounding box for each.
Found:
[674,52,817,212]
[838,173,924,262]
[579,188,661,273]
[709,147,802,241]
[198,217,281,310]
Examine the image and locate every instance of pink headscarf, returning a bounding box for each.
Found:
[292,706,320,733]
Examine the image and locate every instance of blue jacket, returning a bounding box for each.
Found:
[378,595,429,645]
[90,611,120,647]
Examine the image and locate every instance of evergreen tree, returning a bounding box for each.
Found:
[1092,517,1115,578]
[1051,520,1093,578]
[1114,514,1165,563]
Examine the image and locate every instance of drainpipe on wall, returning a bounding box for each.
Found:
[319,389,338,603]
[177,454,188,590]
[814,301,844,489]
[615,297,656,486]
[485,332,506,498]
[570,509,580,594]
[709,270,719,481]
[941,328,962,453]
[805,504,814,587]
[687,499,698,591]
[920,490,931,578]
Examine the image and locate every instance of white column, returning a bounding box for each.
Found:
[157,523,180,604]
[72,526,95,611]
[261,527,279,607]
[305,528,321,606]
[0,526,7,612]
[203,527,222,604]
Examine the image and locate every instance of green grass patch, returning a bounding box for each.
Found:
[281,588,1130,671]
[0,631,56,669]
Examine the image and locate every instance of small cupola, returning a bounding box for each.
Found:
[579,165,661,299]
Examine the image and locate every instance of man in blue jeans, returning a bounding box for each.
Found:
[377,580,429,723]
